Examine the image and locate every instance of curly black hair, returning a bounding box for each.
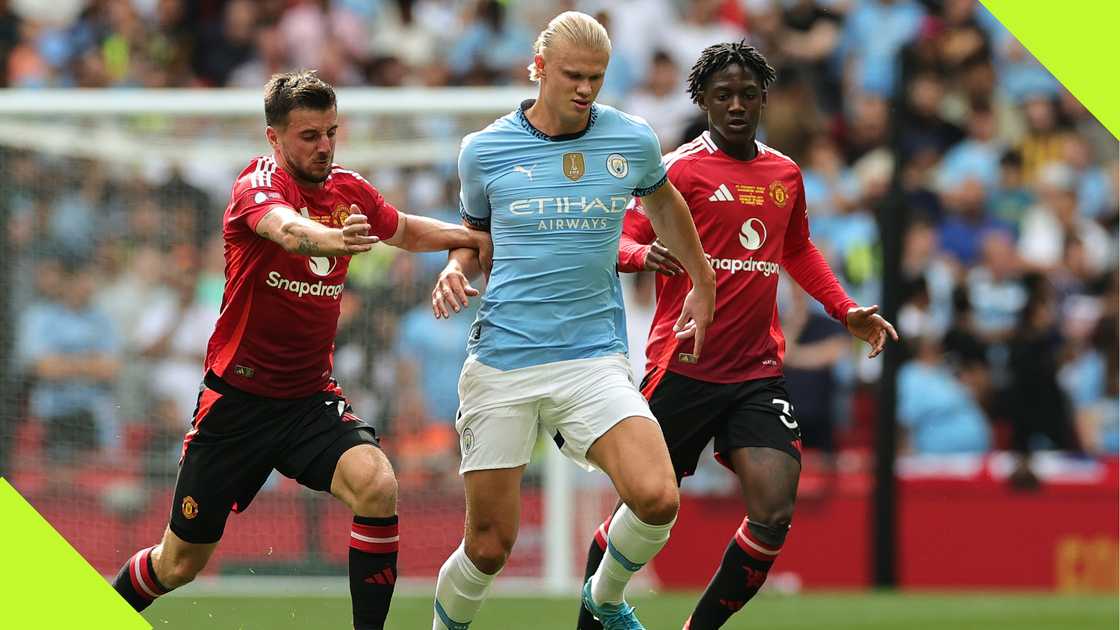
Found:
[686,41,776,104]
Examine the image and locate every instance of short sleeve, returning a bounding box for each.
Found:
[632,123,668,197]
[227,159,296,231]
[355,178,401,241]
[457,134,491,230]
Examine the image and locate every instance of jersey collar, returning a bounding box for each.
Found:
[517,99,599,141]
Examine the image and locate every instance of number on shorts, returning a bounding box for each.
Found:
[771,398,798,430]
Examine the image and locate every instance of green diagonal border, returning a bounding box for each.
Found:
[982,0,1120,139]
[0,478,150,629]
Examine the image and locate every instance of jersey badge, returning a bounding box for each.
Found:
[182,496,199,520]
[606,153,629,179]
[331,203,352,227]
[768,180,788,208]
[563,152,585,181]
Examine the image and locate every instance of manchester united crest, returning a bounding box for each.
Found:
[182,496,199,520]
[331,203,352,227]
[563,152,585,181]
[768,180,788,208]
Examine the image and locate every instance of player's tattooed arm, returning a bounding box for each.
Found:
[256,205,378,256]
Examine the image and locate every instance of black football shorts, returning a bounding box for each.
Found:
[641,369,802,480]
[169,371,379,544]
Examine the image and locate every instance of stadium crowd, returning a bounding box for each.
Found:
[3,0,1117,499]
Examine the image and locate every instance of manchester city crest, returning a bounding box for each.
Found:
[606,153,629,179]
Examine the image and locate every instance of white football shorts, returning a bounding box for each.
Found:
[455,353,657,473]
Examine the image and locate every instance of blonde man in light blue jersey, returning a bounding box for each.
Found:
[430,12,715,630]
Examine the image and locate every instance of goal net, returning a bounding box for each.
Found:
[0,87,614,595]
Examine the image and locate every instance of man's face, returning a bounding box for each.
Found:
[268,107,338,185]
[699,64,766,147]
[538,40,609,125]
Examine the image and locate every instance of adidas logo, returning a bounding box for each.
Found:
[708,184,734,202]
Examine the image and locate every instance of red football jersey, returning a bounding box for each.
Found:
[619,132,856,384]
[204,156,400,398]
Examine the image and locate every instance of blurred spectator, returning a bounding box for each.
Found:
[1018,162,1113,275]
[801,134,858,229]
[843,94,890,163]
[0,0,20,85]
[659,0,745,75]
[449,0,532,85]
[594,0,675,83]
[194,0,256,86]
[897,331,992,454]
[899,71,964,167]
[938,176,1012,268]
[839,0,924,97]
[965,231,1026,342]
[1060,272,1119,455]
[1004,276,1082,487]
[936,104,1002,202]
[900,219,956,334]
[623,50,694,152]
[988,149,1033,229]
[1017,96,1066,184]
[228,22,289,88]
[783,285,849,455]
[18,257,121,468]
[592,9,636,101]
[777,0,842,113]
[133,263,218,422]
[365,0,446,73]
[1060,134,1114,222]
[396,297,477,427]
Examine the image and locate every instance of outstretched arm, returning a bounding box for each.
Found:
[384,212,489,253]
[639,180,715,359]
[255,204,379,256]
[783,194,897,358]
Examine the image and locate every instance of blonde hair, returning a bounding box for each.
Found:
[527,11,611,82]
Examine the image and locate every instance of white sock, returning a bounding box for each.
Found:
[590,504,675,605]
[433,542,498,629]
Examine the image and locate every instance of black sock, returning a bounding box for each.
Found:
[111,546,170,612]
[687,518,786,629]
[576,519,610,630]
[349,515,399,630]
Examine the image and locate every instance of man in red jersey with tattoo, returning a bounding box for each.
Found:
[112,71,487,630]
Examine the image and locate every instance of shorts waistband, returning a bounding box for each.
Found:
[204,370,251,399]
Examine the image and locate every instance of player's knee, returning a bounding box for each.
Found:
[351,466,398,517]
[465,525,516,575]
[630,481,679,525]
[750,499,795,530]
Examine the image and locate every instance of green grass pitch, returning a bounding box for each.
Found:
[144,591,1118,629]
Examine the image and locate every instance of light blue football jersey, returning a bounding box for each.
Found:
[458,100,667,371]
